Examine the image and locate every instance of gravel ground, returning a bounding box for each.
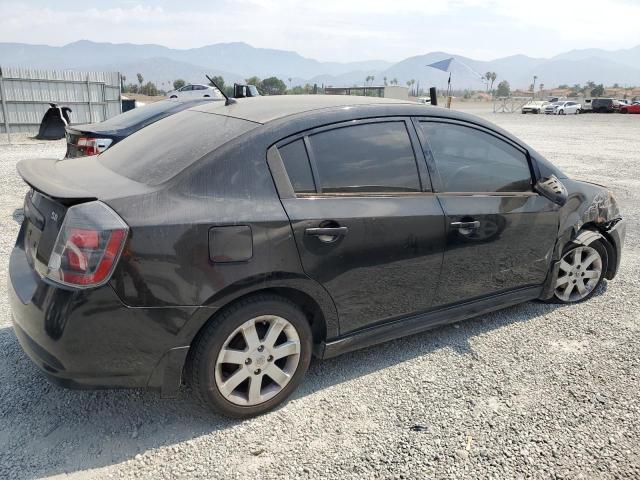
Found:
[0,109,638,480]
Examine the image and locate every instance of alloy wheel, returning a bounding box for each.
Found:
[555,246,602,302]
[214,315,301,406]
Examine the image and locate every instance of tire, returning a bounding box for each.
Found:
[169,95,177,99]
[189,294,313,418]
[548,240,608,304]
[576,109,581,114]
[558,109,565,115]
[534,109,540,114]
[621,108,628,114]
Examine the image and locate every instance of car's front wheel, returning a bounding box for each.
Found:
[189,295,312,418]
[552,241,608,303]
[558,109,565,115]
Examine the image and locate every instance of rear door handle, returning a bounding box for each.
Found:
[305,226,348,242]
[451,221,480,229]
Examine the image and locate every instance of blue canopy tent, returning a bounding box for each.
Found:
[426,57,488,100]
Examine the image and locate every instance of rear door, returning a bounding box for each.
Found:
[269,118,446,334]
[415,119,559,307]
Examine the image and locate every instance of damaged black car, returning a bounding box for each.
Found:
[9,95,625,417]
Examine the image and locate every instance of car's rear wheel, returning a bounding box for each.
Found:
[189,295,312,418]
[576,109,581,114]
[169,95,177,99]
[552,241,607,303]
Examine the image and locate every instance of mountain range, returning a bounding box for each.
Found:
[1,40,639,91]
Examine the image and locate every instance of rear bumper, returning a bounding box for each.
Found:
[8,244,195,396]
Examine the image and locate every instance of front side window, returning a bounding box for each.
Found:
[420,122,532,193]
[180,85,193,91]
[307,122,421,193]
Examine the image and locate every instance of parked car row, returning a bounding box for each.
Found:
[522,98,640,115]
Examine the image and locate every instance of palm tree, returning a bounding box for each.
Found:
[485,72,492,92]
[490,72,497,93]
[383,76,388,86]
[406,79,416,95]
[391,78,398,86]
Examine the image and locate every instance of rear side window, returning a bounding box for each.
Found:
[307,122,421,193]
[420,122,532,193]
[278,139,316,193]
[99,111,257,185]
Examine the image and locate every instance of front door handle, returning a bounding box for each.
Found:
[451,221,480,230]
[305,226,348,243]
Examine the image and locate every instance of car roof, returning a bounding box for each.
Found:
[190,94,415,124]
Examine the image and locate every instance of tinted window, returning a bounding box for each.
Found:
[99,111,257,185]
[180,85,193,91]
[278,139,316,193]
[421,122,532,193]
[308,122,420,193]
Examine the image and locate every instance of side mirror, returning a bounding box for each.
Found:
[535,175,568,206]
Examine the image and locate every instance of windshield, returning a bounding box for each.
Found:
[98,111,257,185]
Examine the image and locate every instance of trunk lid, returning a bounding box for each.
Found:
[17,157,151,271]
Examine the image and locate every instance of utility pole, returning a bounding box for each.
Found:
[532,75,538,100]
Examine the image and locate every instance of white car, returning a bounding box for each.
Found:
[167,84,221,99]
[543,101,582,115]
[521,100,549,114]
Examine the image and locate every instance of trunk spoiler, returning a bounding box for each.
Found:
[17,158,97,203]
[16,157,155,205]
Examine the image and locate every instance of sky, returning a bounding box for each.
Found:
[1,0,639,62]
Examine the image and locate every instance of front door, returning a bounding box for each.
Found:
[273,119,446,334]
[415,119,560,307]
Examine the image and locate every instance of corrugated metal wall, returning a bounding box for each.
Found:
[0,66,121,138]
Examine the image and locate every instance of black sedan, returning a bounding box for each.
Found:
[65,97,223,157]
[10,96,626,418]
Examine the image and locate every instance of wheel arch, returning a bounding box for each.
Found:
[540,221,615,299]
[184,279,338,354]
[573,222,617,280]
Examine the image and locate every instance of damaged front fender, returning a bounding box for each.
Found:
[539,179,626,299]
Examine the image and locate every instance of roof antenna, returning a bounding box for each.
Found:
[206,75,236,105]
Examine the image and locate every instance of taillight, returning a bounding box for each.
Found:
[46,201,129,288]
[76,137,113,156]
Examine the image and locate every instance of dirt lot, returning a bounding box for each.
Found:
[0,107,638,479]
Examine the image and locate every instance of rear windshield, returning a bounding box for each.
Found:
[94,100,195,130]
[98,111,257,185]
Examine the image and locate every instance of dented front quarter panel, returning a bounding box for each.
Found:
[558,178,621,247]
[540,177,625,299]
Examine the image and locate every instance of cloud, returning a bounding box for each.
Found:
[0,0,638,61]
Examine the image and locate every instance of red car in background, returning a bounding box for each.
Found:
[619,103,640,114]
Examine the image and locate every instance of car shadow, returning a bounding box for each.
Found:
[0,285,606,479]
